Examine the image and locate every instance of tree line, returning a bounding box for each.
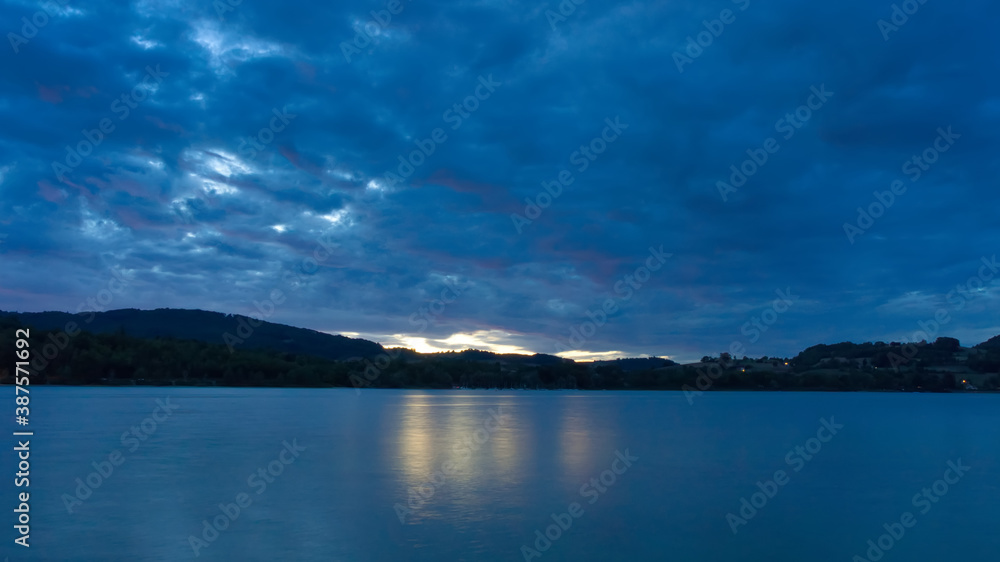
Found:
[0,316,997,391]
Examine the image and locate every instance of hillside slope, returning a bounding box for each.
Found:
[1,308,386,361]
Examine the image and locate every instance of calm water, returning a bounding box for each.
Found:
[3,388,998,561]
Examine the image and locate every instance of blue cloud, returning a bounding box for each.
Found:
[1,0,998,362]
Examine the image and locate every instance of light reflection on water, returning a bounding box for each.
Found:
[7,388,999,562]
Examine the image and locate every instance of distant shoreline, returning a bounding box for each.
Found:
[3,383,997,394]
[2,309,997,393]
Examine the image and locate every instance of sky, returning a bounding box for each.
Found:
[0,0,998,363]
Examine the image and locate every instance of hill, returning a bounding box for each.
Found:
[415,349,567,366]
[0,308,996,391]
[975,334,1000,351]
[0,308,385,361]
[592,357,678,371]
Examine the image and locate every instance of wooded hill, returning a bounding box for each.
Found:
[1,309,997,391]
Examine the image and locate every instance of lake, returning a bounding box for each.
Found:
[4,388,998,561]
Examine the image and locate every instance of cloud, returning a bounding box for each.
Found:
[1,0,998,362]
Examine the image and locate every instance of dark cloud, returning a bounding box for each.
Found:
[1,0,998,361]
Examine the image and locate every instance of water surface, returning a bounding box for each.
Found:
[3,388,997,561]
